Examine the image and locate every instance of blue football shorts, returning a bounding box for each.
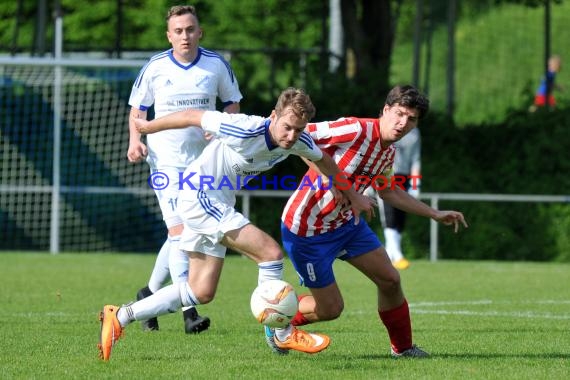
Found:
[281,218,382,288]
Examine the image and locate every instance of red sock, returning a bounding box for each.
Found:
[290,294,311,326]
[378,299,412,354]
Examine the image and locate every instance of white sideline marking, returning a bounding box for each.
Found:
[411,300,493,306]
[411,309,570,320]
[8,312,76,317]
[410,300,570,307]
[408,299,570,320]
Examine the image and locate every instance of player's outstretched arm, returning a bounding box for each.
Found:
[432,210,468,233]
[135,109,206,135]
[380,186,468,232]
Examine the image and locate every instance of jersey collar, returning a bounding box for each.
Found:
[263,118,279,150]
[168,47,202,70]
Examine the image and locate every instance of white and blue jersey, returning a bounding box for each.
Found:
[178,110,322,206]
[128,47,243,169]
[177,110,322,258]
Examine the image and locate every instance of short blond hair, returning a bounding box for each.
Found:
[274,88,316,122]
[166,5,198,23]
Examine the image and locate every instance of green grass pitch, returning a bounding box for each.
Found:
[1,253,568,379]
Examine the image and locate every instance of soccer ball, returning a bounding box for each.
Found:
[250,279,298,328]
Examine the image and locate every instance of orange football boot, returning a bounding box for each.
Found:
[97,305,124,361]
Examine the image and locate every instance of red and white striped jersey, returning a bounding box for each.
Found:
[282,117,395,237]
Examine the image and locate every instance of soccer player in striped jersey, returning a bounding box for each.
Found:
[126,5,242,334]
[281,85,468,358]
[98,88,373,360]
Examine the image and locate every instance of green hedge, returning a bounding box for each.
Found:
[250,106,570,262]
[404,107,570,262]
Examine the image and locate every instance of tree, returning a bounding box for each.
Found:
[0,0,399,102]
[340,0,397,99]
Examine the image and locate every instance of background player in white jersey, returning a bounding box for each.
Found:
[372,127,422,270]
[98,88,373,361]
[383,128,421,269]
[281,85,468,358]
[126,5,242,334]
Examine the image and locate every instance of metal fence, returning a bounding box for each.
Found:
[2,0,570,255]
[1,56,569,255]
[237,190,570,262]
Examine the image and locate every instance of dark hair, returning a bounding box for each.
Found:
[385,85,430,119]
[166,5,198,23]
[275,87,316,122]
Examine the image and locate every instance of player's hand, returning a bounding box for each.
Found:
[331,184,348,207]
[127,141,147,163]
[325,176,350,208]
[433,210,468,233]
[363,186,379,207]
[321,175,351,211]
[134,118,154,134]
[349,191,374,225]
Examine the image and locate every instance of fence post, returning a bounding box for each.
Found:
[50,4,63,254]
[429,195,439,262]
[241,192,251,219]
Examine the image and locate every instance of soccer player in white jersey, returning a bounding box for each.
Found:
[98,87,373,360]
[127,5,242,334]
[281,85,468,358]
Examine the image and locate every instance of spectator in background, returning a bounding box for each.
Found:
[126,5,242,334]
[530,54,563,112]
[382,127,422,270]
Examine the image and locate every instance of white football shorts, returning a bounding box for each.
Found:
[177,189,250,258]
[150,167,185,228]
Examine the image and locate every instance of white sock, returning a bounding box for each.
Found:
[275,324,293,342]
[179,282,200,308]
[257,259,284,285]
[167,237,196,313]
[118,282,193,326]
[259,259,289,339]
[147,238,171,293]
[384,228,404,261]
[168,236,188,283]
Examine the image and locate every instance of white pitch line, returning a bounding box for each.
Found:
[5,311,102,318]
[411,309,570,320]
[411,300,493,307]
[410,300,570,307]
